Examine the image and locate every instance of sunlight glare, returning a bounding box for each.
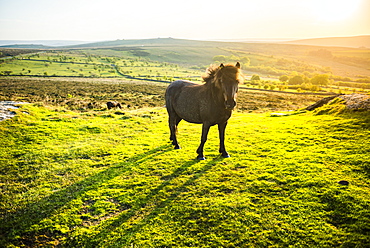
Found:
[310,0,362,22]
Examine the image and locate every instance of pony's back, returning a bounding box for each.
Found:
[165,80,206,124]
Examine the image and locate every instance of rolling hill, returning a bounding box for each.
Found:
[0,40,90,47]
[0,44,52,49]
[1,37,369,78]
[284,35,370,48]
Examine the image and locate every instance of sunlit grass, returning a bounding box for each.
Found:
[1,103,369,247]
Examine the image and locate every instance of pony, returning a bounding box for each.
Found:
[107,101,122,110]
[165,62,242,160]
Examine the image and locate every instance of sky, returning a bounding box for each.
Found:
[0,0,369,41]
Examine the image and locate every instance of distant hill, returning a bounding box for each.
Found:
[2,36,369,49]
[64,38,223,49]
[0,44,52,49]
[284,35,370,48]
[0,40,91,47]
[67,36,370,49]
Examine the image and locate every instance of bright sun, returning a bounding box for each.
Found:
[310,0,362,22]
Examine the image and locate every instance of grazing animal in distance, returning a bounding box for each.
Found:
[107,101,122,110]
[165,62,242,160]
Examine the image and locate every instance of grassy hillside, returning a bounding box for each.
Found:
[284,35,370,48]
[68,38,370,78]
[2,38,369,80]
[1,46,369,96]
[0,99,369,247]
[0,51,204,82]
[63,38,232,50]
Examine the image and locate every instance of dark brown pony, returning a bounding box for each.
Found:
[107,101,122,110]
[165,62,242,160]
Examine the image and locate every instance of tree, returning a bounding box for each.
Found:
[310,85,321,92]
[240,56,250,67]
[251,74,260,81]
[289,75,304,85]
[213,55,227,63]
[311,74,329,86]
[279,75,289,82]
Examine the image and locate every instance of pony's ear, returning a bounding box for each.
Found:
[235,62,241,68]
[220,63,224,68]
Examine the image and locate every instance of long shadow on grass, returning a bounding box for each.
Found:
[0,144,173,246]
[80,155,224,247]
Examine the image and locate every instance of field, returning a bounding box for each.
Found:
[0,77,324,112]
[1,38,370,95]
[0,39,370,247]
[0,94,369,247]
[0,51,202,83]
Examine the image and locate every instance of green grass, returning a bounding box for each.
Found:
[1,45,369,95]
[0,54,119,78]
[0,40,369,247]
[2,38,370,81]
[0,51,204,82]
[1,102,369,247]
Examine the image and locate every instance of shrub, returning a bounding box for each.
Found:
[279,75,289,82]
[251,74,260,81]
[311,74,329,86]
[289,75,304,85]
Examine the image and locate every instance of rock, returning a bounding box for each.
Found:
[338,94,370,110]
[0,101,29,121]
[306,95,339,111]
[338,180,349,186]
[270,113,290,117]
[306,94,370,111]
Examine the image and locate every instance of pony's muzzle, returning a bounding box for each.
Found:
[225,100,236,110]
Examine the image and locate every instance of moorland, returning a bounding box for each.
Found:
[0,38,369,247]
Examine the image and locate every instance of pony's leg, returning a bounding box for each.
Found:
[196,123,211,160]
[169,114,181,149]
[218,122,230,158]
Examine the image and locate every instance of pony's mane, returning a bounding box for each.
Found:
[202,63,241,84]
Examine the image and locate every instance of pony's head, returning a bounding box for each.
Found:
[203,62,243,110]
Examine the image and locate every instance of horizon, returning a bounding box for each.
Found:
[0,35,369,47]
[1,0,369,42]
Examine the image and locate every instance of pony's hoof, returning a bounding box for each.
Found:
[174,145,181,149]
[222,153,230,158]
[197,156,206,160]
